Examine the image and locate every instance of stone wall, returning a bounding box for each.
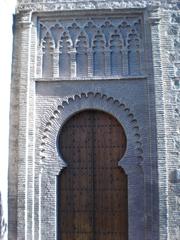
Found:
[16,0,179,11]
[160,9,180,239]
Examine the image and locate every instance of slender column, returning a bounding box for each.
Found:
[122,48,129,76]
[70,49,77,78]
[87,50,93,77]
[53,48,59,78]
[36,46,43,78]
[139,48,145,75]
[104,48,111,76]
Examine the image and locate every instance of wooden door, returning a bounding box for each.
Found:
[58,110,128,240]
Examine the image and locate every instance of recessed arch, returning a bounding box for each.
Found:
[38,92,145,240]
[40,92,143,175]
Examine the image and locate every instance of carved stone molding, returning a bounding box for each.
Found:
[16,1,178,12]
[148,6,161,25]
[16,10,32,27]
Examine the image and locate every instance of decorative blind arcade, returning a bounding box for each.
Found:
[38,16,143,78]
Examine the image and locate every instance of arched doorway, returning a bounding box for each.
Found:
[57,109,128,240]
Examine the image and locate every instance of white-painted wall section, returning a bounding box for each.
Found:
[0,1,16,239]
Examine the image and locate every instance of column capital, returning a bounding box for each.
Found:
[148,6,161,26]
[16,10,32,27]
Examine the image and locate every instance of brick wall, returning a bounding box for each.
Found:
[9,1,180,239]
[0,1,16,240]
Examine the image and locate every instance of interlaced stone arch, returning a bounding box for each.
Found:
[38,16,144,78]
[41,32,55,77]
[75,31,89,76]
